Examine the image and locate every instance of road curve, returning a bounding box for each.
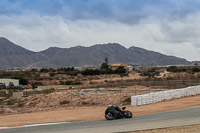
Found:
[1,107,200,133]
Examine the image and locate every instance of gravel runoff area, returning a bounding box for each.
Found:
[0,95,200,127]
[130,124,200,133]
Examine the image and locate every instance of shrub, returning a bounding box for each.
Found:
[123,97,131,103]
[192,67,200,72]
[114,66,126,74]
[40,68,49,73]
[81,101,90,105]
[60,100,70,105]
[167,66,179,72]
[12,76,28,85]
[101,63,109,70]
[140,70,160,78]
[7,99,16,105]
[18,101,25,107]
[31,81,43,89]
[82,69,101,76]
[71,81,82,85]
[65,81,73,85]
[31,69,38,72]
[49,72,55,77]
[60,81,82,85]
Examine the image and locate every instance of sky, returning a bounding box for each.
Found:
[1,0,200,61]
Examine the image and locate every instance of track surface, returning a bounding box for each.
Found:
[1,107,200,133]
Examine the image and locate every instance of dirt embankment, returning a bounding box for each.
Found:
[0,95,200,127]
[0,85,165,115]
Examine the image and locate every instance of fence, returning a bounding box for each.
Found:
[131,85,200,106]
[1,79,200,107]
[55,89,135,106]
[80,79,200,90]
[49,86,173,107]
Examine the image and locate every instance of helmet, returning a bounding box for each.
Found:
[108,104,112,107]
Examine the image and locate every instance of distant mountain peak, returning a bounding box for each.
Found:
[0,37,7,40]
[0,38,192,69]
[0,37,12,44]
[0,37,33,57]
[45,47,63,51]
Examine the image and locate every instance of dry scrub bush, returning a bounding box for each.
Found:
[59,100,70,105]
[123,97,131,104]
[18,101,25,107]
[81,101,90,105]
[7,99,16,105]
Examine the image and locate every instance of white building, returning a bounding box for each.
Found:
[0,79,19,87]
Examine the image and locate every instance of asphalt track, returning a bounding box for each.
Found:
[1,107,200,133]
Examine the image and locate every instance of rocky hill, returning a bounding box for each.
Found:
[0,37,191,69]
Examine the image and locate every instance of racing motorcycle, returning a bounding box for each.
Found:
[105,106,132,120]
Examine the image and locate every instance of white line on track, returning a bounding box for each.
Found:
[0,122,71,130]
[24,122,71,127]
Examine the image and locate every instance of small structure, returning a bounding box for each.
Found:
[111,63,134,73]
[0,79,19,88]
[126,65,134,73]
[13,92,23,99]
[111,63,127,70]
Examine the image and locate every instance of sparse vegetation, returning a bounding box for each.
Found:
[81,69,101,76]
[18,101,25,107]
[40,68,49,73]
[123,97,131,103]
[167,66,200,73]
[81,101,90,105]
[81,65,126,76]
[12,76,28,85]
[7,99,16,105]
[192,67,200,72]
[140,68,160,78]
[59,100,70,105]
[59,80,82,85]
[49,72,55,77]
[167,66,181,72]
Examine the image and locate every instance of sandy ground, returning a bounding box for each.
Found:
[131,124,200,133]
[0,95,200,127]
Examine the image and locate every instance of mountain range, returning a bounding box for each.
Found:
[0,37,193,69]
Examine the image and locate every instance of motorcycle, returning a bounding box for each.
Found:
[105,106,132,120]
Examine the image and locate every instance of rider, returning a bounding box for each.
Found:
[105,104,121,114]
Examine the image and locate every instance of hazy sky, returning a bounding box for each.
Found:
[1,0,200,61]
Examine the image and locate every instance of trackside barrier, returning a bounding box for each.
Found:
[131,85,200,106]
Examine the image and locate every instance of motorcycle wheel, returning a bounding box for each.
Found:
[105,112,115,120]
[124,111,132,118]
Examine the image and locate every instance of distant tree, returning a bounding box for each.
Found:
[167,66,179,72]
[101,68,114,74]
[114,66,126,74]
[49,72,55,77]
[31,69,38,72]
[82,69,101,76]
[40,68,49,73]
[192,67,200,72]
[49,68,56,72]
[12,76,28,85]
[59,80,82,85]
[31,81,43,89]
[105,57,108,64]
[140,68,160,78]
[179,68,187,72]
[101,63,109,70]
